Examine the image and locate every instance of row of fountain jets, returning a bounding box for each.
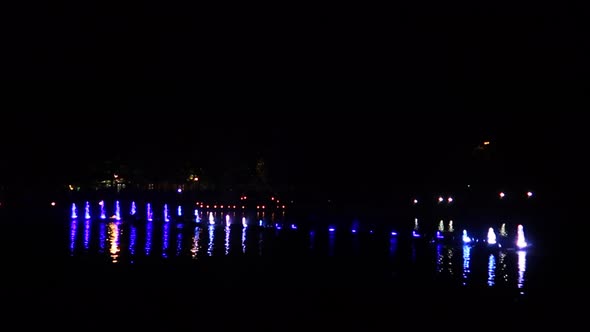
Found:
[70,201,528,249]
[70,201,236,226]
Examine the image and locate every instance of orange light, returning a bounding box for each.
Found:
[483,141,490,145]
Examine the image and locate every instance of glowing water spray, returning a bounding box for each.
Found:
[516,224,528,249]
[448,220,454,233]
[147,203,153,222]
[71,203,78,219]
[164,204,170,222]
[99,200,106,219]
[242,217,248,228]
[130,201,136,216]
[209,212,215,225]
[225,214,230,225]
[500,223,507,237]
[438,220,444,232]
[84,201,91,219]
[194,209,199,222]
[414,218,419,231]
[462,229,471,243]
[115,201,121,221]
[178,206,182,217]
[487,227,497,245]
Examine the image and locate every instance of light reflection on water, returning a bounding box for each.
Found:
[69,218,77,256]
[83,219,91,251]
[488,253,496,287]
[162,222,170,259]
[107,221,120,263]
[462,244,471,286]
[517,250,527,291]
[66,207,533,292]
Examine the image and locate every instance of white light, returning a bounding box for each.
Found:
[526,191,533,198]
[462,230,471,243]
[413,199,418,204]
[438,196,444,203]
[516,224,528,249]
[447,197,453,203]
[487,227,497,245]
[499,192,505,198]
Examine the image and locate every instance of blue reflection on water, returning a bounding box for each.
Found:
[328,230,336,257]
[207,225,215,256]
[436,243,443,274]
[162,222,170,258]
[83,218,91,251]
[462,245,471,286]
[517,250,527,292]
[98,222,106,253]
[129,226,137,259]
[145,220,153,256]
[488,253,496,287]
[176,227,183,257]
[225,225,230,256]
[191,227,201,259]
[69,218,77,255]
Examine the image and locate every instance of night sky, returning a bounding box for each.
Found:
[3,2,581,197]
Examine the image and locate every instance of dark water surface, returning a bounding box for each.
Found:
[1,201,570,330]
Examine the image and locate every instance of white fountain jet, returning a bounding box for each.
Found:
[516,224,528,249]
[487,227,497,245]
[84,201,91,219]
[71,203,78,219]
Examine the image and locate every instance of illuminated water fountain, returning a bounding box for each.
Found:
[462,230,472,244]
[164,204,170,222]
[487,227,497,245]
[147,203,153,222]
[84,201,91,219]
[99,200,106,219]
[71,203,78,219]
[130,201,137,216]
[516,224,528,249]
[115,201,121,220]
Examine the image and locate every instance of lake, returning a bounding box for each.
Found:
[1,199,561,330]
